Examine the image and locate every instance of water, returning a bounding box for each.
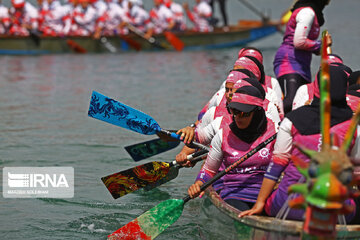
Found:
[0,1,360,239]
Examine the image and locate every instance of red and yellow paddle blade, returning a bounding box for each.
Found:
[66,39,87,54]
[164,31,184,51]
[320,30,331,149]
[101,161,171,199]
[108,199,184,240]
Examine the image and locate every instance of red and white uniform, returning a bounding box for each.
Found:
[165,0,186,31]
[38,1,69,36]
[292,82,314,110]
[71,4,98,36]
[59,1,74,36]
[264,75,284,119]
[9,1,39,36]
[93,0,107,17]
[186,0,212,32]
[150,4,174,34]
[97,1,128,35]
[0,4,10,34]
[128,4,153,33]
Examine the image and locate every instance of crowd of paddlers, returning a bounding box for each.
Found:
[172,0,360,224]
[0,0,214,38]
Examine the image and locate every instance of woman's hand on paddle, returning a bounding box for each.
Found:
[175,152,194,167]
[238,201,265,218]
[325,32,332,47]
[176,126,195,144]
[188,181,205,199]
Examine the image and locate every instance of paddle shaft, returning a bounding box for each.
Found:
[168,150,208,168]
[126,23,167,49]
[237,0,269,22]
[183,133,277,203]
[159,129,210,151]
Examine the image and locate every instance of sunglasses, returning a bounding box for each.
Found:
[230,108,252,117]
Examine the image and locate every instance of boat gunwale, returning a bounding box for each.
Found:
[205,186,360,238]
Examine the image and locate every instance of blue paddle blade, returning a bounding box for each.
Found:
[88,91,161,135]
[125,138,180,162]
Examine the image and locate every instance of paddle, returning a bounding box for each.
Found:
[87,91,209,151]
[120,35,142,51]
[66,39,87,54]
[107,133,277,240]
[100,36,118,53]
[164,31,184,51]
[101,150,208,199]
[126,23,169,50]
[125,138,181,162]
[237,0,270,23]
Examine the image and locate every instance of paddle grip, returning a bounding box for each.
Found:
[183,133,277,203]
[187,149,209,160]
[160,129,210,151]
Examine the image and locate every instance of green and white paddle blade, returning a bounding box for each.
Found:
[108,199,184,240]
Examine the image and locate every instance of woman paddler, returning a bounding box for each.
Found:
[273,0,332,114]
[239,66,359,222]
[238,47,284,118]
[187,85,277,211]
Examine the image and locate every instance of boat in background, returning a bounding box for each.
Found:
[200,186,360,239]
[0,20,281,55]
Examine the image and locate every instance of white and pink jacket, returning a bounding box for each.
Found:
[0,4,10,34]
[9,2,39,36]
[128,5,153,33]
[196,120,277,202]
[150,4,174,34]
[71,5,98,36]
[97,2,128,35]
[186,1,212,32]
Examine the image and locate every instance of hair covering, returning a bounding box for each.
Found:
[225,71,250,84]
[287,65,352,135]
[291,0,329,26]
[238,47,263,64]
[327,54,343,64]
[229,86,267,143]
[234,56,263,83]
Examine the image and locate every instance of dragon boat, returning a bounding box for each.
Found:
[200,186,360,240]
[0,20,281,55]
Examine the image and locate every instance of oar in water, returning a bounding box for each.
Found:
[120,35,142,51]
[126,23,170,50]
[101,149,208,199]
[125,138,180,162]
[66,39,87,54]
[164,31,184,51]
[107,133,277,240]
[87,91,209,151]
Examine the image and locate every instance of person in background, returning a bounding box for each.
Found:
[183,0,213,32]
[38,0,69,36]
[71,0,97,36]
[9,0,39,36]
[273,0,332,114]
[125,0,154,39]
[164,0,186,31]
[150,0,175,34]
[239,65,359,223]
[0,0,10,34]
[209,0,228,30]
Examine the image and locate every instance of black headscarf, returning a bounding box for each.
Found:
[292,0,329,26]
[229,88,267,143]
[287,65,353,135]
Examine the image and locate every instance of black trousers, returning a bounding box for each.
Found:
[225,199,254,211]
[277,73,308,114]
[209,0,228,26]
